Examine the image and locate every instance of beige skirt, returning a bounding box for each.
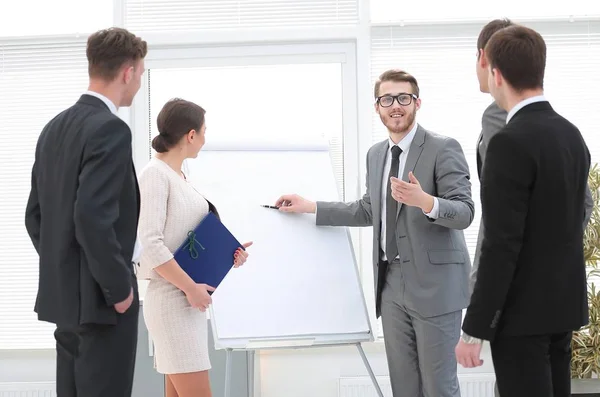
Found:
[143,278,211,374]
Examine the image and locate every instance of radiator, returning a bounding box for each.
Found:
[0,382,55,397]
[338,373,496,397]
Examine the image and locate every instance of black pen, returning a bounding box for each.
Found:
[261,205,280,209]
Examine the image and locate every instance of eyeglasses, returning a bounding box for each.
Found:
[376,93,418,107]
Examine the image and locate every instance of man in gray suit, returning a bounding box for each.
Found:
[470,18,513,294]
[276,69,474,397]
[468,18,513,397]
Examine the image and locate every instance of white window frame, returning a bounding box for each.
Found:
[128,40,380,326]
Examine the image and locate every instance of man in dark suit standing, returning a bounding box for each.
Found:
[471,19,594,295]
[455,25,591,397]
[25,28,147,397]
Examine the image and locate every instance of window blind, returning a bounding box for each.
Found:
[124,0,359,32]
[0,0,113,38]
[370,0,600,24]
[0,40,89,349]
[370,20,600,265]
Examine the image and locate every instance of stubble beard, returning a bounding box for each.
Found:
[382,109,416,138]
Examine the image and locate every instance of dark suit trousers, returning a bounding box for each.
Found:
[54,295,139,397]
[491,332,572,397]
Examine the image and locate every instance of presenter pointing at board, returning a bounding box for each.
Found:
[137,98,252,397]
[276,70,474,397]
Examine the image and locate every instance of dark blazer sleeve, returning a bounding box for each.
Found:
[462,131,534,341]
[74,119,133,306]
[25,150,41,254]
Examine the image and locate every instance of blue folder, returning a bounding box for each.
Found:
[173,212,243,291]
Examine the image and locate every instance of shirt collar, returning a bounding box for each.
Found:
[85,90,118,115]
[388,122,418,153]
[506,95,547,123]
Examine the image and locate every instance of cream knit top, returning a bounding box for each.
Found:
[136,157,209,280]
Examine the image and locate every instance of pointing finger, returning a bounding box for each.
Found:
[275,197,286,206]
[275,195,294,206]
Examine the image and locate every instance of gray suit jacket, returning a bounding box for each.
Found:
[315,125,474,318]
[470,102,595,293]
[470,102,506,293]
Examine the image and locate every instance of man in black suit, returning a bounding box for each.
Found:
[455,25,591,397]
[25,28,147,397]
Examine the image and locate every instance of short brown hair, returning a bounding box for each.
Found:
[152,98,206,153]
[374,69,420,99]
[485,25,546,91]
[477,18,513,57]
[86,27,148,81]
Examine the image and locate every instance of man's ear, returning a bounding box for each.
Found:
[415,98,421,111]
[492,68,503,87]
[374,102,380,115]
[123,65,134,84]
[478,49,488,68]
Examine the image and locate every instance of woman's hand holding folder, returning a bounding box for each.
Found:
[185,283,216,311]
[233,241,253,268]
[184,239,251,311]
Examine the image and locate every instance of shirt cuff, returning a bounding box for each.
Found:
[461,332,484,344]
[423,197,439,219]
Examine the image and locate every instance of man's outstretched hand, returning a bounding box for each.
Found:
[274,194,316,214]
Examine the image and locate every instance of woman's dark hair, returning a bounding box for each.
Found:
[152,98,206,153]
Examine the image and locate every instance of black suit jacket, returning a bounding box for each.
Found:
[463,101,590,341]
[25,94,140,327]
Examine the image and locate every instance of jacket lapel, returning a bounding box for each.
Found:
[476,132,483,178]
[397,126,426,218]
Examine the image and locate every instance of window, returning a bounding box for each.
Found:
[125,0,359,32]
[0,40,89,349]
[370,0,600,23]
[370,19,600,336]
[0,0,113,37]
[145,62,346,199]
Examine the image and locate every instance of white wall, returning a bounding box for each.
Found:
[0,350,55,383]
[0,333,496,397]
[256,340,496,397]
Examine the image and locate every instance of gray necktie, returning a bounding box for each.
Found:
[386,145,402,261]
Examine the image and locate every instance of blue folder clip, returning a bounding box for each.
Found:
[173,212,243,292]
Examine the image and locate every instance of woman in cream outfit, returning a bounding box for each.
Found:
[137,98,252,397]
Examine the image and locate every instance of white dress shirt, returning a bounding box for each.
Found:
[84,90,142,264]
[380,123,439,261]
[506,94,547,123]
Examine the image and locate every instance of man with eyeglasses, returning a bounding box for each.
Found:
[275,69,474,397]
